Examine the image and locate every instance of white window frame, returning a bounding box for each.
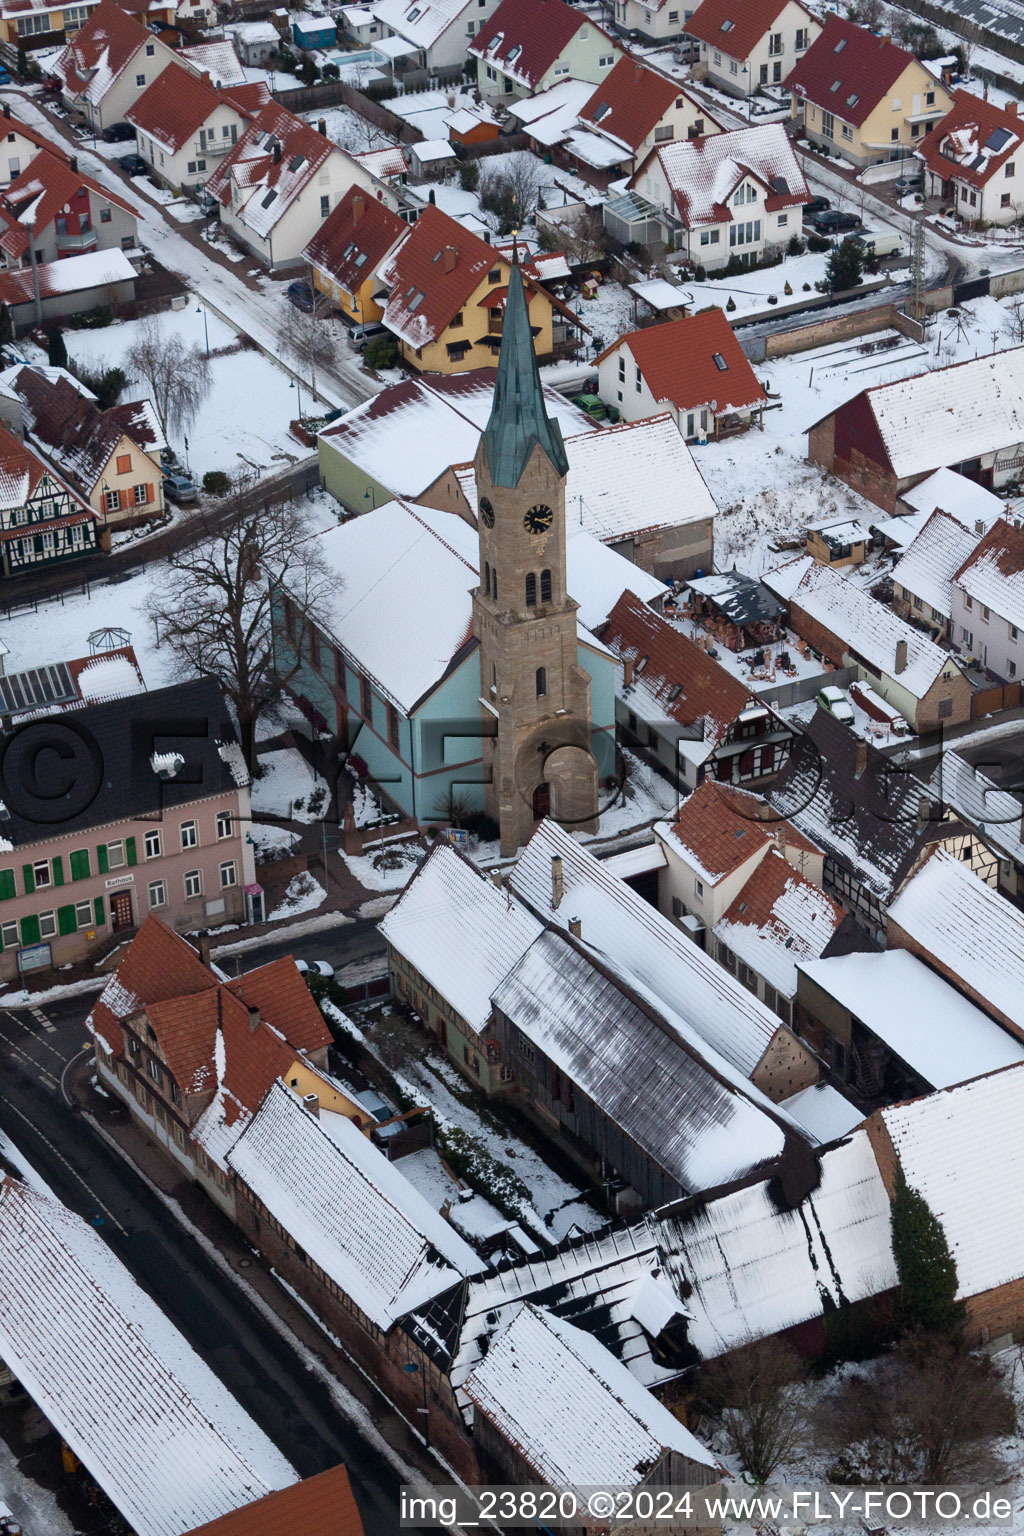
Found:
[184,869,202,899]
[219,860,237,889]
[148,879,167,909]
[216,810,233,840]
[180,820,198,850]
[144,829,161,859]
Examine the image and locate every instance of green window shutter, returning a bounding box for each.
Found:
[52,855,64,887]
[69,849,90,881]
[97,844,109,875]
[20,915,40,946]
[57,904,77,936]
[0,869,14,901]
[22,863,34,895]
[125,836,137,867]
[93,896,105,926]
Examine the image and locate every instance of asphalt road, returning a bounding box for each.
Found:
[213,915,388,976]
[0,995,425,1536]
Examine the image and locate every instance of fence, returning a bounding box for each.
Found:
[759,663,860,710]
[738,300,926,362]
[972,680,1023,718]
[275,79,422,142]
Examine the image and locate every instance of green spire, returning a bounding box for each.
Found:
[480,258,569,489]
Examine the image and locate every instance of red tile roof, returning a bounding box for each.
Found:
[185,1465,365,1536]
[668,779,819,882]
[784,15,918,126]
[597,309,766,416]
[220,81,273,116]
[377,203,498,348]
[0,149,136,263]
[919,90,1024,189]
[8,368,159,496]
[0,109,71,164]
[579,57,701,154]
[687,0,813,62]
[601,589,752,746]
[126,62,230,153]
[469,0,616,91]
[0,421,54,508]
[304,185,406,294]
[632,123,807,228]
[55,0,153,104]
[87,915,217,1057]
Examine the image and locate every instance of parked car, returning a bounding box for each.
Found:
[811,208,862,235]
[162,471,198,505]
[817,684,855,725]
[894,172,923,197]
[852,229,904,258]
[295,959,335,978]
[117,153,147,176]
[103,122,136,143]
[0,67,11,86]
[354,1088,401,1136]
[348,320,388,350]
[802,195,831,222]
[672,38,695,62]
[287,279,316,312]
[572,392,606,421]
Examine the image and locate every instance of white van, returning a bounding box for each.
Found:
[854,229,904,258]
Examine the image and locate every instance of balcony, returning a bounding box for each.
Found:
[55,226,98,254]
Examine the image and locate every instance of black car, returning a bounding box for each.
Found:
[286,279,316,312]
[117,153,147,176]
[802,195,831,222]
[811,208,862,235]
[103,122,136,143]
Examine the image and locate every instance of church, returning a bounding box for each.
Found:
[272,259,666,852]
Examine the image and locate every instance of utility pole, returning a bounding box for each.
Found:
[27,222,41,328]
[908,210,926,321]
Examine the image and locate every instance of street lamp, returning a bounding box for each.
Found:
[196,303,210,357]
[364,486,376,509]
[403,1360,430,1448]
[741,64,752,122]
[290,377,303,421]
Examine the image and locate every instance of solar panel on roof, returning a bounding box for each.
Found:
[0,662,76,715]
[984,126,1013,152]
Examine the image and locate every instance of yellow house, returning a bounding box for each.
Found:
[786,15,952,169]
[375,204,579,375]
[0,0,98,47]
[304,185,408,326]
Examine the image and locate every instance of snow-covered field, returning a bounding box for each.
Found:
[252,748,328,822]
[62,300,312,475]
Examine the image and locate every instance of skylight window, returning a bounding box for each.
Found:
[712,352,728,371]
[667,683,683,702]
[408,291,424,310]
[635,655,649,674]
[261,189,277,208]
[830,78,841,92]
[720,17,734,29]
[834,35,846,51]
[289,153,305,172]
[593,101,611,121]
[408,5,421,16]
[847,92,858,105]
[355,251,367,266]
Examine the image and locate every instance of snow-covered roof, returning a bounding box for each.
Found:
[380,842,542,1034]
[410,138,458,163]
[505,77,594,146]
[954,517,1024,633]
[0,248,135,305]
[227,1081,485,1331]
[456,414,717,545]
[368,0,469,50]
[713,848,845,1000]
[510,818,786,1080]
[656,1131,897,1359]
[204,102,341,239]
[178,38,247,86]
[762,553,813,602]
[789,559,961,701]
[880,1062,1024,1299]
[840,346,1024,482]
[887,847,1024,1033]
[899,465,1005,532]
[891,508,983,621]
[54,0,154,107]
[561,528,666,630]
[630,277,691,312]
[0,1177,297,1536]
[926,749,1024,868]
[779,1081,863,1145]
[469,0,617,92]
[799,949,1024,1090]
[235,19,279,41]
[463,1304,719,1490]
[492,927,790,1197]
[637,122,808,228]
[318,370,594,499]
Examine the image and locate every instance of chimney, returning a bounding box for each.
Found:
[69,156,78,174]
[551,854,564,910]
[442,244,457,273]
[1008,101,1019,116]
[2,104,10,120]
[272,142,282,165]
[490,868,503,889]
[774,824,786,852]
[247,1003,260,1033]
[854,740,868,780]
[976,518,987,534]
[352,193,365,224]
[917,795,932,825]
[302,1092,320,1118]
[623,657,634,686]
[894,637,908,674]
[201,71,211,85]
[318,117,327,135]
[196,929,211,966]
[483,230,491,244]
[568,915,581,939]
[755,799,772,820]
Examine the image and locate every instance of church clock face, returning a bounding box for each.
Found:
[479,496,495,528]
[523,503,553,535]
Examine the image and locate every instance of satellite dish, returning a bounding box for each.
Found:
[710,399,718,412]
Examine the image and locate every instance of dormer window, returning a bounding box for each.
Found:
[830,79,841,92]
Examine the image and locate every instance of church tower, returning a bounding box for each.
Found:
[472,257,598,857]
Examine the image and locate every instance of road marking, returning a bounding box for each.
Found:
[2,1011,74,1069]
[30,1007,55,1034]
[0,1093,127,1235]
[0,1024,60,1090]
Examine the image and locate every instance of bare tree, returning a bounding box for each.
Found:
[481,151,542,231]
[125,316,212,437]
[277,280,335,404]
[559,206,611,267]
[954,15,985,76]
[818,1332,1015,1485]
[700,1337,808,1484]
[1008,296,1024,345]
[147,482,334,770]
